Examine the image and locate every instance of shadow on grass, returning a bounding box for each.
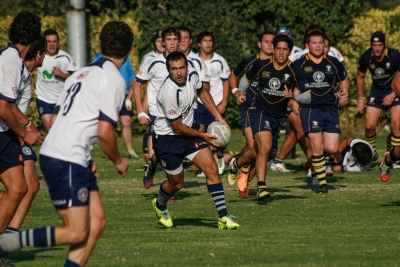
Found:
[381,201,400,206]
[169,217,216,228]
[5,247,64,263]
[141,189,203,201]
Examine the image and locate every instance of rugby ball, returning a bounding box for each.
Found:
[207,121,231,147]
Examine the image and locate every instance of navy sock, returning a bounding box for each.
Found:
[207,183,228,218]
[156,182,173,211]
[64,259,82,267]
[217,148,224,159]
[19,226,56,247]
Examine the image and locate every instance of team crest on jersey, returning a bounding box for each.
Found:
[304,66,313,73]
[326,65,332,72]
[56,62,62,68]
[77,71,89,80]
[262,71,270,78]
[22,146,32,155]
[375,68,385,77]
[77,188,88,203]
[386,62,391,69]
[210,68,216,75]
[283,74,290,81]
[312,121,319,128]
[313,71,325,83]
[269,78,281,90]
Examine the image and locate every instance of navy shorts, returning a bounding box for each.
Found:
[153,134,209,174]
[147,114,157,135]
[300,108,341,134]
[367,90,400,110]
[119,96,133,117]
[36,98,56,118]
[194,102,225,127]
[248,108,282,141]
[22,143,37,161]
[240,105,252,130]
[39,155,99,210]
[0,130,23,166]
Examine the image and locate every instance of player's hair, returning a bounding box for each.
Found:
[25,35,46,61]
[162,26,181,42]
[272,34,293,52]
[9,12,41,45]
[100,21,134,59]
[259,31,275,42]
[370,31,385,46]
[303,23,325,44]
[305,31,326,44]
[166,51,188,70]
[197,31,214,44]
[43,29,59,41]
[351,143,373,166]
[179,26,192,39]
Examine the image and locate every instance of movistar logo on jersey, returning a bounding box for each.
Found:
[43,70,54,79]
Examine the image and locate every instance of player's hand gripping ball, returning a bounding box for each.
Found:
[207,121,231,147]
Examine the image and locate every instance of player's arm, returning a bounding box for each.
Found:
[98,120,128,175]
[392,71,400,96]
[228,73,240,98]
[338,79,349,107]
[217,79,229,114]
[170,118,219,147]
[337,137,353,153]
[355,71,366,112]
[132,79,151,124]
[0,100,42,145]
[198,86,228,128]
[11,104,39,134]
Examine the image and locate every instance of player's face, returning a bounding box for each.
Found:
[198,36,213,54]
[168,58,188,86]
[163,34,179,54]
[258,34,274,58]
[372,42,385,57]
[324,39,330,54]
[45,34,59,56]
[35,52,45,68]
[273,41,290,66]
[178,30,192,54]
[308,36,324,58]
[154,37,165,54]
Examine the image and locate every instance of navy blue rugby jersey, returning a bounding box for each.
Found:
[244,57,307,117]
[293,53,347,109]
[358,48,400,91]
[232,54,261,108]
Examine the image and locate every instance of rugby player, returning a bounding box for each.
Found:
[228,34,309,200]
[356,31,400,164]
[35,29,78,132]
[0,21,131,267]
[293,31,349,193]
[151,51,239,229]
[196,31,230,175]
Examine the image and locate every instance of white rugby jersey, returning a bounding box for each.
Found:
[15,64,31,116]
[40,57,125,167]
[139,50,158,71]
[0,44,25,132]
[36,49,78,104]
[292,45,303,55]
[289,46,344,63]
[197,52,230,105]
[342,139,374,172]
[154,70,202,135]
[187,51,210,84]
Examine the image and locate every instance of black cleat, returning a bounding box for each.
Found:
[316,184,328,193]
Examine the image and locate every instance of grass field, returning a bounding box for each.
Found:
[2,130,400,267]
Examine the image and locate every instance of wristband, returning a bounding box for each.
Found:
[357,97,363,101]
[231,88,238,95]
[138,112,150,119]
[23,119,31,128]
[392,91,397,97]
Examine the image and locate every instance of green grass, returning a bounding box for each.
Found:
[3,130,400,267]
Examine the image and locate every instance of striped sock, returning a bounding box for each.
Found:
[156,182,173,211]
[5,227,19,233]
[386,133,393,151]
[312,154,326,185]
[366,134,377,156]
[207,183,228,218]
[64,259,82,267]
[391,134,400,149]
[19,226,56,247]
[386,148,399,166]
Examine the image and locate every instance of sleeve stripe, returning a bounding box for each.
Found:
[0,93,16,103]
[167,115,182,122]
[99,111,118,127]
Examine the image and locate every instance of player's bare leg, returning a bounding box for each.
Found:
[252,131,273,200]
[40,114,53,133]
[308,131,328,193]
[121,115,138,159]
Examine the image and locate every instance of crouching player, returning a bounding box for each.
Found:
[151,51,240,229]
[328,137,374,172]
